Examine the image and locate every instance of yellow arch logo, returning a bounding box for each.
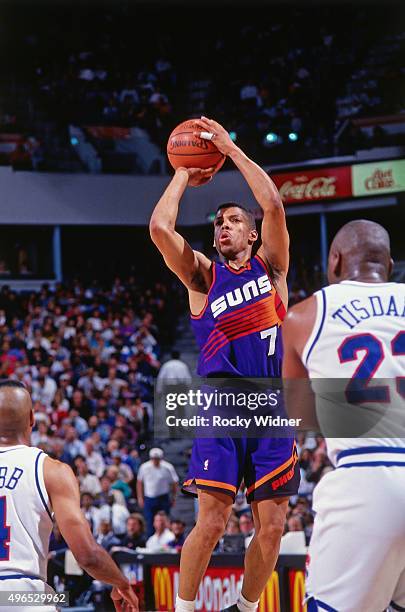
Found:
[153,567,173,610]
[292,571,307,612]
[259,571,280,612]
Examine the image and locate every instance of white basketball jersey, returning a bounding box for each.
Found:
[302,280,405,464]
[0,445,53,581]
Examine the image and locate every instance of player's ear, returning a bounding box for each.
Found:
[388,257,394,278]
[328,249,341,283]
[248,229,259,245]
[29,409,35,428]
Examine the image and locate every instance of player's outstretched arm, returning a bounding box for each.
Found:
[149,168,213,291]
[195,117,289,303]
[282,297,319,431]
[44,457,139,612]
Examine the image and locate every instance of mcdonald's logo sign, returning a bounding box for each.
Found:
[153,566,174,610]
[289,570,307,612]
[258,571,280,612]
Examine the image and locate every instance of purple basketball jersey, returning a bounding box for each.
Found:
[191,254,286,377]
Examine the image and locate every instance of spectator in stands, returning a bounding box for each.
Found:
[286,515,304,533]
[225,515,241,535]
[155,350,192,392]
[167,519,186,552]
[80,492,101,535]
[31,367,57,407]
[105,464,132,501]
[83,438,105,478]
[63,426,86,462]
[74,455,101,497]
[136,447,179,537]
[0,260,11,276]
[96,474,126,507]
[98,493,130,537]
[31,420,51,447]
[110,450,134,484]
[117,513,147,550]
[95,519,121,551]
[145,511,174,552]
[239,512,255,549]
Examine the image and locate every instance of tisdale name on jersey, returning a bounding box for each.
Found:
[211,274,272,318]
[332,293,405,329]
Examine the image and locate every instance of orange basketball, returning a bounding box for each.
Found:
[167,119,225,170]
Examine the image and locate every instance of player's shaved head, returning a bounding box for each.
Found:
[328,220,393,284]
[0,380,34,445]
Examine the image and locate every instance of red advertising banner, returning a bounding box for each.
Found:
[151,565,281,612]
[271,166,352,204]
[85,126,131,140]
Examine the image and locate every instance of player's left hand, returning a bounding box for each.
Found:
[193,116,237,156]
[111,584,139,612]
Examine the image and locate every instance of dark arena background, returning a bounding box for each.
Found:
[0,0,404,610]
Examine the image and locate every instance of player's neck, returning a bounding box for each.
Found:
[343,265,389,284]
[0,434,29,447]
[227,253,251,270]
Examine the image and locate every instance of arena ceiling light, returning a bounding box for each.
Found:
[265,132,278,143]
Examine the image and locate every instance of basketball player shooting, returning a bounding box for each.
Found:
[150,117,299,612]
[282,220,405,611]
[0,380,139,612]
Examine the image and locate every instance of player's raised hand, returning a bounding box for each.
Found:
[193,116,237,156]
[176,162,222,187]
[111,584,139,612]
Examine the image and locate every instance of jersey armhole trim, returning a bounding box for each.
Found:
[254,253,271,275]
[35,451,53,522]
[190,261,216,319]
[302,288,327,366]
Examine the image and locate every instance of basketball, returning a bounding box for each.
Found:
[167,119,225,170]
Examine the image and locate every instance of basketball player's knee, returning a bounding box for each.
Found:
[199,513,226,545]
[257,520,284,548]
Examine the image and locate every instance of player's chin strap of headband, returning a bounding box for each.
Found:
[200,131,215,141]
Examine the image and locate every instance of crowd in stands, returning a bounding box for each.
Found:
[1,4,403,173]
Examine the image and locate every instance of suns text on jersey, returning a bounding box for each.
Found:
[211,274,271,318]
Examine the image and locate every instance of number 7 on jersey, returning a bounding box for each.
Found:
[260,326,278,356]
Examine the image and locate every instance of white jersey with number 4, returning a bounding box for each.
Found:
[0,445,53,580]
[302,280,405,465]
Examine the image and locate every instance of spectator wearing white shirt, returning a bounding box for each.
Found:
[80,492,101,535]
[84,438,105,478]
[156,351,192,393]
[137,448,179,537]
[145,512,174,552]
[31,367,57,407]
[88,309,103,331]
[102,367,127,399]
[98,494,130,536]
[74,455,101,497]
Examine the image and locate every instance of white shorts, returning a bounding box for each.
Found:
[306,451,405,612]
[0,578,57,612]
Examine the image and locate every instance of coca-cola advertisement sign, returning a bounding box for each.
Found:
[271,166,352,204]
